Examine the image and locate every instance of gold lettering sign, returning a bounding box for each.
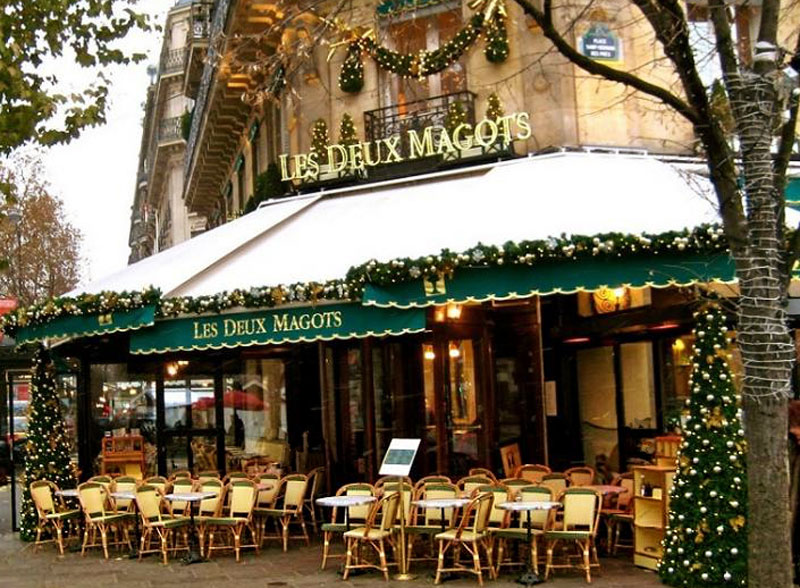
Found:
[192,310,344,341]
[279,112,532,182]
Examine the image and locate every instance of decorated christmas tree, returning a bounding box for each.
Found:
[444,101,467,135]
[19,345,75,541]
[339,113,359,147]
[486,92,504,121]
[659,304,747,586]
[310,118,330,164]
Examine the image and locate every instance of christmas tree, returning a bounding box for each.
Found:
[486,92,504,121]
[339,113,359,147]
[19,345,75,541]
[444,101,467,135]
[310,118,330,165]
[659,304,747,586]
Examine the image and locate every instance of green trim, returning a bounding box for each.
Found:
[129,303,426,354]
[17,305,156,344]
[234,154,245,173]
[376,0,449,16]
[362,254,735,309]
[249,120,260,141]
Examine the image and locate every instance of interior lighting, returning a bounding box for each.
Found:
[563,336,591,344]
[446,303,463,320]
[672,339,686,352]
[424,348,436,361]
[449,343,461,358]
[651,322,681,331]
[166,363,179,377]
[433,306,446,322]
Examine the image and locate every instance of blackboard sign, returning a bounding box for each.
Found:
[379,438,421,476]
[580,23,622,63]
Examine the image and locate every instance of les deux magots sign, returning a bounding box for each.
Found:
[279,111,532,182]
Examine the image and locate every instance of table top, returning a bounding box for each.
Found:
[316,495,377,507]
[55,489,79,498]
[164,492,217,502]
[497,500,560,511]
[585,485,627,495]
[412,497,471,509]
[111,491,136,501]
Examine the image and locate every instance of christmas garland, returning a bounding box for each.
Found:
[338,11,508,93]
[0,225,730,339]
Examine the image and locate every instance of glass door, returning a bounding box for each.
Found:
[445,339,481,477]
[2,371,30,532]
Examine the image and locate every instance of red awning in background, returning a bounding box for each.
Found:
[0,298,17,344]
[193,389,265,411]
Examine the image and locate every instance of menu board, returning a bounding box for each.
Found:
[379,438,421,476]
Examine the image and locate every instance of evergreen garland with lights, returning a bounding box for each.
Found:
[486,92,504,121]
[0,224,732,337]
[339,113,359,146]
[444,101,467,134]
[19,345,75,541]
[310,119,330,164]
[484,12,509,63]
[659,305,747,586]
[339,44,364,94]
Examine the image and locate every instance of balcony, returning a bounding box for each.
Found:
[160,48,186,77]
[184,0,214,98]
[158,116,184,145]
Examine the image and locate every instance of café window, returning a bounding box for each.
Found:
[381,2,468,108]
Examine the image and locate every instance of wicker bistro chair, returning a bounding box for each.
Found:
[434,492,496,586]
[194,479,225,556]
[258,474,310,552]
[145,476,169,495]
[319,483,376,570]
[197,470,221,483]
[303,467,325,532]
[169,470,192,481]
[457,476,495,496]
[540,473,568,496]
[469,468,497,482]
[493,485,555,576]
[499,478,533,497]
[135,484,190,564]
[111,476,139,512]
[204,479,259,562]
[544,488,603,583]
[381,481,414,528]
[168,477,195,517]
[30,480,81,555]
[413,475,452,491]
[343,492,401,581]
[604,474,634,554]
[405,482,460,562]
[516,464,552,484]
[374,475,413,492]
[77,481,134,559]
[565,466,596,487]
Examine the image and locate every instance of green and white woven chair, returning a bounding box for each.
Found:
[204,479,259,562]
[135,484,190,564]
[30,480,81,555]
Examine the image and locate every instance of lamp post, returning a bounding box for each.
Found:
[6,205,22,302]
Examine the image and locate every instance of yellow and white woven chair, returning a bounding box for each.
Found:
[515,464,551,484]
[30,480,81,555]
[544,487,602,583]
[494,485,554,576]
[433,492,496,586]
[405,482,459,563]
[319,482,375,570]
[135,484,190,564]
[258,474,310,552]
[111,475,138,512]
[204,479,259,562]
[194,478,225,556]
[343,492,400,581]
[77,481,134,559]
[565,466,596,487]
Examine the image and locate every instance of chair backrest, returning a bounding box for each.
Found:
[374,475,412,491]
[481,485,511,527]
[561,488,601,534]
[540,473,568,495]
[30,480,57,517]
[136,484,165,524]
[468,468,497,482]
[516,464,551,484]
[616,473,634,510]
[457,475,494,495]
[197,470,220,481]
[198,479,225,516]
[145,476,168,494]
[223,471,249,484]
[336,483,375,522]
[306,467,325,501]
[88,475,112,490]
[519,485,555,529]
[226,479,257,518]
[565,466,595,487]
[170,469,192,479]
[381,481,414,523]
[461,492,493,535]
[256,473,281,507]
[413,475,451,491]
[417,483,458,526]
[500,478,532,497]
[281,474,309,510]
[113,476,138,510]
[170,477,195,513]
[78,482,108,519]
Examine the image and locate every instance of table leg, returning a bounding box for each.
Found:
[516,510,544,585]
[182,505,205,565]
[128,506,140,559]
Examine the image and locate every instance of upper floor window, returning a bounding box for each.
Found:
[380,1,468,109]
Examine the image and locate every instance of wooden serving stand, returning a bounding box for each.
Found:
[101,435,146,478]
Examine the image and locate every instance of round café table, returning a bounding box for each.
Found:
[55,489,79,499]
[410,497,471,533]
[497,500,561,586]
[316,495,377,531]
[164,491,217,564]
[584,485,627,497]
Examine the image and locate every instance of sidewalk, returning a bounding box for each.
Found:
[0,531,663,588]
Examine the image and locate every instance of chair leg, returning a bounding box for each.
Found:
[583,541,591,583]
[532,537,539,575]
[321,531,331,569]
[473,544,483,587]
[207,531,215,559]
[100,526,109,560]
[234,528,241,563]
[434,540,446,585]
[56,525,64,556]
[281,517,289,552]
[545,541,554,580]
[300,515,309,546]
[379,539,389,582]
[343,538,353,581]
[485,539,496,580]
[495,538,505,575]
[161,531,169,565]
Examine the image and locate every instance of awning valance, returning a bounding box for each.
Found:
[129,303,426,354]
[362,254,735,308]
[16,305,157,343]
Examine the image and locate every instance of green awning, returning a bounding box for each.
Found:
[16,305,157,343]
[787,178,800,211]
[362,253,735,308]
[129,302,426,354]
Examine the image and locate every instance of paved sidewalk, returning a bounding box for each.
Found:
[0,531,663,588]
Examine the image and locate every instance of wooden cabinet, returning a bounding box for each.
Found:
[633,465,675,570]
[101,435,145,478]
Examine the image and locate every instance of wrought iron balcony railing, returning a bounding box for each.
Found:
[158,116,184,144]
[363,91,476,159]
[160,48,186,75]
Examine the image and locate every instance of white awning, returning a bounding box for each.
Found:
[72,152,721,298]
